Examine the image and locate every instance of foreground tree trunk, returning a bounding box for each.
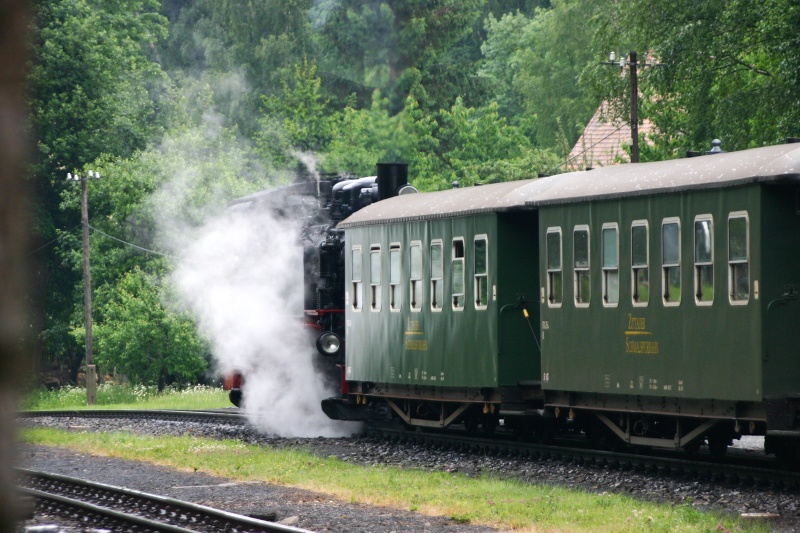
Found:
[0,0,33,531]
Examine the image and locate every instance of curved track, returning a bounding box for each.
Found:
[18,468,311,533]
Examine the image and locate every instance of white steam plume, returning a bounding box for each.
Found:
[173,206,357,437]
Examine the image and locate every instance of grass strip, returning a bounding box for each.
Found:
[21,384,230,411]
[20,427,768,532]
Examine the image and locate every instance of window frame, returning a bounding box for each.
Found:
[661,217,682,307]
[631,220,649,307]
[573,225,591,308]
[389,242,402,312]
[351,245,363,312]
[409,240,423,312]
[728,211,750,305]
[474,234,489,310]
[430,239,444,312]
[545,227,563,308]
[601,223,620,307]
[693,215,714,306]
[369,244,382,312]
[451,237,465,312]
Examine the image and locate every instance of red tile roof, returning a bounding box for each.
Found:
[567,101,654,170]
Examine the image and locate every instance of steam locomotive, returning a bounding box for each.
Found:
[225,142,800,464]
[222,163,416,406]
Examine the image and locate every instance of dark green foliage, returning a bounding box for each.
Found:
[29,0,800,386]
[313,0,489,112]
[29,0,170,373]
[91,267,208,389]
[587,0,800,156]
[481,0,601,149]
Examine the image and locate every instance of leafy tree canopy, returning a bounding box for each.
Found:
[89,267,207,389]
[586,0,800,156]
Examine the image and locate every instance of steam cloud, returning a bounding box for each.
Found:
[172,205,357,438]
[149,99,357,436]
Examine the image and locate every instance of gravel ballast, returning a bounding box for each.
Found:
[17,415,800,532]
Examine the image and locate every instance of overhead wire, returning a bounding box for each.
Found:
[87,224,182,261]
[29,222,183,261]
[543,119,628,177]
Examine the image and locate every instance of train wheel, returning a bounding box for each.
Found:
[707,433,729,456]
[229,390,242,408]
[464,415,480,434]
[766,436,800,467]
[482,413,499,436]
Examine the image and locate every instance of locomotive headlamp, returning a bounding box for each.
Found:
[316,331,343,356]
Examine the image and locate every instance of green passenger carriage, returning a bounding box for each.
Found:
[328,181,543,430]
[322,143,800,460]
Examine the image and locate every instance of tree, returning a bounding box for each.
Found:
[313,0,488,111]
[259,57,334,159]
[158,0,315,136]
[587,0,800,155]
[60,115,277,387]
[481,1,601,149]
[419,98,560,190]
[323,90,431,177]
[28,0,170,370]
[90,268,207,389]
[30,0,168,177]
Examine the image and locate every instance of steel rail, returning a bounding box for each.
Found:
[21,409,800,487]
[18,409,248,424]
[18,468,312,533]
[367,424,800,489]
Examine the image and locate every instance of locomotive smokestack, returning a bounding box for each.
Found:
[376,162,409,201]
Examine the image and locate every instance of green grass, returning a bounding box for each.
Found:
[21,428,772,533]
[20,384,230,411]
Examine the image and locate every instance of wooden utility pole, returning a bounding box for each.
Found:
[80,175,96,404]
[602,50,643,163]
[70,171,98,405]
[628,51,639,163]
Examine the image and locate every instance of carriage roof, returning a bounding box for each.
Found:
[338,143,800,228]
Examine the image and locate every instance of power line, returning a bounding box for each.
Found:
[545,119,628,177]
[88,225,182,261]
[26,225,81,256]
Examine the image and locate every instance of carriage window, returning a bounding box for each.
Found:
[546,228,563,306]
[728,213,749,303]
[431,240,443,311]
[351,246,363,311]
[694,216,714,305]
[452,238,465,310]
[474,236,489,309]
[662,219,681,305]
[573,226,590,307]
[631,221,649,306]
[370,245,381,311]
[410,241,422,311]
[389,243,401,311]
[602,224,619,306]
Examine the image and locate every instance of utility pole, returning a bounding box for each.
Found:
[628,51,639,164]
[67,170,100,405]
[602,50,644,163]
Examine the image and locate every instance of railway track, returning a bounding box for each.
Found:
[18,408,248,425]
[18,468,312,533]
[366,422,800,490]
[21,409,800,489]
